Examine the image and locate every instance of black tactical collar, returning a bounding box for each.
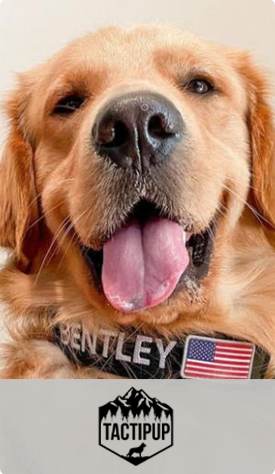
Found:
[53,323,270,379]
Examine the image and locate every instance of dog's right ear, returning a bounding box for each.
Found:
[0,77,40,268]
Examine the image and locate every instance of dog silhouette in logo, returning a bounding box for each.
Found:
[126,442,147,458]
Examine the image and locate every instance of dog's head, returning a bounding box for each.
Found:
[0,26,274,329]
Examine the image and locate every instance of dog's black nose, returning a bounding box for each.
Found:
[92,92,184,171]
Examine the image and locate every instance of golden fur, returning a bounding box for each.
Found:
[0,26,275,378]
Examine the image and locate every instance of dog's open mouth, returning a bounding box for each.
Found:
[81,200,215,312]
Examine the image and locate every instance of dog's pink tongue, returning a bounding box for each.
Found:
[102,218,189,312]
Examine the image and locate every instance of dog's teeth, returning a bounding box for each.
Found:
[183,230,193,244]
[182,230,186,245]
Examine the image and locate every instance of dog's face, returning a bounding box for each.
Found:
[0,26,275,330]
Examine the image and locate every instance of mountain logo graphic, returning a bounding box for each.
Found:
[99,387,174,465]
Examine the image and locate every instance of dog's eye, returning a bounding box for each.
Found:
[187,79,213,95]
[53,95,86,114]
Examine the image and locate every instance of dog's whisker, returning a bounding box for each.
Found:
[57,233,80,270]
[53,209,89,260]
[34,217,71,285]
[35,207,86,278]
[27,202,65,229]
[222,184,273,228]
[25,179,76,216]
[56,212,89,269]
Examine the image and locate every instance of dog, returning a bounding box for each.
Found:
[126,443,146,458]
[0,25,275,379]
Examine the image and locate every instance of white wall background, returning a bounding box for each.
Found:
[0,0,275,111]
[0,0,274,319]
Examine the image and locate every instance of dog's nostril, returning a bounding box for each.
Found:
[100,121,129,149]
[148,115,174,139]
[95,120,129,148]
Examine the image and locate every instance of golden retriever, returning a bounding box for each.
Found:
[0,25,275,379]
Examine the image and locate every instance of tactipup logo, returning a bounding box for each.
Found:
[99,387,173,466]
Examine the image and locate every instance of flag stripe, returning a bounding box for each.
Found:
[214,356,252,362]
[214,342,254,350]
[186,362,250,373]
[215,352,252,358]
[215,348,253,355]
[209,359,250,367]
[185,371,249,378]
[184,370,248,379]
[185,368,249,377]
[216,346,253,352]
[186,365,249,374]
[188,356,251,365]
[186,360,250,368]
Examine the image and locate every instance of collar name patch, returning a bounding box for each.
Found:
[58,323,177,370]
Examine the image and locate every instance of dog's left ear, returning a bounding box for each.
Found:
[0,77,40,268]
[238,54,275,229]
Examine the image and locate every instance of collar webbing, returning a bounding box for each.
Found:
[53,323,270,379]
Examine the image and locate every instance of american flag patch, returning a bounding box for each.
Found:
[181,336,255,379]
